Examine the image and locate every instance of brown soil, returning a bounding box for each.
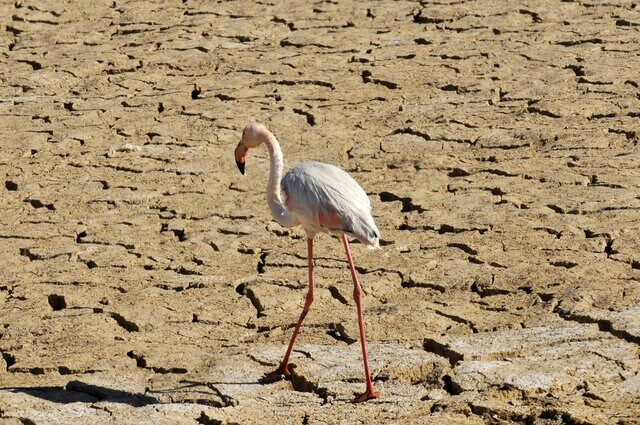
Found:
[1,1,639,424]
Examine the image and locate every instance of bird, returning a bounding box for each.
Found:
[234,122,381,403]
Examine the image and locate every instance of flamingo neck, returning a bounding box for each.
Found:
[264,134,296,228]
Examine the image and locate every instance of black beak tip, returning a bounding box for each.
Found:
[236,160,245,175]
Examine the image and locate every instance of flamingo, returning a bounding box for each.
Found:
[234,122,381,402]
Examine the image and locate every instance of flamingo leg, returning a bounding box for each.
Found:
[261,238,316,383]
[341,234,380,403]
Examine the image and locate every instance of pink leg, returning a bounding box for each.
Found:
[261,238,316,383]
[341,234,380,403]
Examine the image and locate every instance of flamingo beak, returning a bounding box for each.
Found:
[235,142,248,175]
[236,160,245,175]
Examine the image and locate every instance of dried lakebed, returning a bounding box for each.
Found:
[0,1,639,424]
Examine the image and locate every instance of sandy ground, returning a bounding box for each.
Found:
[1,0,639,424]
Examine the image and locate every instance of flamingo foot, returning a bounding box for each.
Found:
[259,364,291,384]
[353,387,380,403]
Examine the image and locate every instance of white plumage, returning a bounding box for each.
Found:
[282,161,380,247]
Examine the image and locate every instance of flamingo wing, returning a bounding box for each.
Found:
[282,162,380,247]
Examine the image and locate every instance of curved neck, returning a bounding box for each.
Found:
[264,134,297,228]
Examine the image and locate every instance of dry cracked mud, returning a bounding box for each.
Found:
[1,0,639,424]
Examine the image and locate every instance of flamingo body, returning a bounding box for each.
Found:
[282,161,380,247]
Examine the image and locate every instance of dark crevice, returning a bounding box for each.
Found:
[604,239,614,258]
[230,35,255,43]
[272,16,296,31]
[390,127,430,141]
[440,83,459,92]
[361,70,398,89]
[280,39,332,48]
[580,78,613,86]
[48,294,67,311]
[214,93,235,101]
[608,128,637,140]
[433,309,478,333]
[76,230,87,243]
[326,323,356,344]
[292,108,316,126]
[547,204,565,214]
[400,223,489,234]
[616,19,639,27]
[108,312,139,332]
[25,199,56,210]
[447,168,470,177]
[155,366,186,374]
[469,401,533,423]
[17,59,42,70]
[534,227,562,239]
[19,248,39,261]
[327,285,349,305]
[171,228,187,242]
[254,79,335,90]
[12,367,45,375]
[538,293,554,302]
[126,350,185,373]
[413,10,446,24]
[289,366,330,404]
[447,243,478,255]
[423,339,463,366]
[481,168,518,177]
[379,191,425,213]
[236,283,265,318]
[166,266,201,276]
[127,350,147,368]
[191,86,201,100]
[155,282,204,292]
[527,106,561,118]
[519,9,542,23]
[549,260,578,269]
[2,351,16,370]
[196,412,223,425]
[470,282,511,297]
[5,25,22,35]
[256,252,267,274]
[442,374,462,395]
[554,306,639,344]
[439,224,489,235]
[557,38,603,46]
[5,180,18,191]
[401,277,446,293]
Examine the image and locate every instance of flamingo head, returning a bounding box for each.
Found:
[235,122,270,175]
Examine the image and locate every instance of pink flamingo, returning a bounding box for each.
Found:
[234,122,381,402]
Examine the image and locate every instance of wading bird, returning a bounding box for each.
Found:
[234,122,380,402]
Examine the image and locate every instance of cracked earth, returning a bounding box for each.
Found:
[1,0,639,424]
